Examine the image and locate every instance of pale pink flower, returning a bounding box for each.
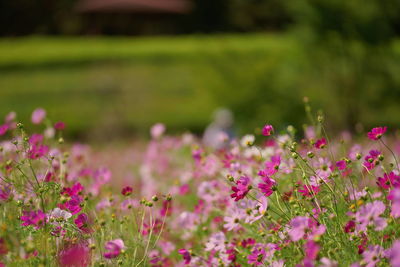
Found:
[104,239,124,259]
[355,201,387,231]
[150,123,165,139]
[31,108,46,124]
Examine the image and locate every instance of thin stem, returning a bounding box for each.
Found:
[380,139,400,172]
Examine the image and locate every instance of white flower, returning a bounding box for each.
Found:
[240,134,255,147]
[49,208,72,221]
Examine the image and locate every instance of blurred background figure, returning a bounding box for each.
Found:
[203,108,234,149]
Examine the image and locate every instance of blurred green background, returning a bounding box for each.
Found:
[1,0,400,140]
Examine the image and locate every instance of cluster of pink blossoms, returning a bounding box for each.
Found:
[1,110,400,266]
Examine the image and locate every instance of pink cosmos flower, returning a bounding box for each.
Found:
[288,216,309,241]
[344,220,356,233]
[74,213,89,231]
[288,216,325,242]
[305,126,316,140]
[320,257,338,267]
[31,108,46,124]
[0,185,11,201]
[28,144,49,159]
[305,240,320,261]
[58,242,91,267]
[367,127,387,140]
[377,172,400,190]
[0,124,8,136]
[314,138,327,149]
[388,188,400,218]
[104,239,125,259]
[58,195,83,215]
[386,240,400,266]
[20,210,46,229]
[205,232,226,252]
[29,133,43,146]
[54,121,66,130]
[159,241,175,256]
[248,246,266,266]
[151,123,166,139]
[258,176,276,197]
[362,245,384,267]
[231,176,251,201]
[121,186,133,196]
[355,201,387,231]
[5,111,16,124]
[336,160,346,171]
[298,184,320,197]
[62,183,84,197]
[178,249,191,264]
[363,150,381,170]
[261,155,281,176]
[262,124,274,136]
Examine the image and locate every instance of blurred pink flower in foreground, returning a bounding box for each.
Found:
[58,242,91,267]
[104,239,125,259]
[31,108,46,124]
[151,123,166,139]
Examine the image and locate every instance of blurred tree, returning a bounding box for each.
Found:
[286,0,400,131]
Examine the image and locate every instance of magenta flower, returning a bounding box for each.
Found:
[305,240,320,261]
[74,213,89,230]
[344,220,356,233]
[31,108,46,124]
[367,127,387,140]
[248,246,266,266]
[29,133,43,146]
[0,185,11,201]
[59,195,83,215]
[336,160,346,171]
[258,176,276,197]
[104,239,124,259]
[377,172,400,190]
[58,242,91,267]
[298,184,320,197]
[54,121,66,131]
[62,183,84,197]
[363,150,381,170]
[20,210,46,229]
[28,144,49,160]
[260,155,281,176]
[178,249,191,264]
[314,138,327,149]
[231,176,251,201]
[262,124,274,136]
[0,124,8,136]
[388,188,400,218]
[67,195,83,214]
[355,201,387,231]
[121,186,133,196]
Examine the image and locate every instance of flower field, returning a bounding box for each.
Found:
[0,106,400,267]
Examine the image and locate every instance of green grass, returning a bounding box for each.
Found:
[0,34,399,140]
[0,34,299,139]
[0,34,292,69]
